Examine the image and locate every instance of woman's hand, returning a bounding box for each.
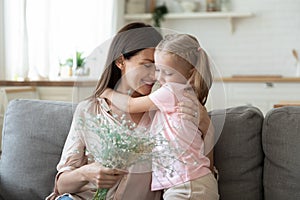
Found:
[177,92,211,136]
[56,163,127,194]
[81,162,128,189]
[177,91,215,172]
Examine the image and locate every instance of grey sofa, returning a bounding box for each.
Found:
[0,99,300,200]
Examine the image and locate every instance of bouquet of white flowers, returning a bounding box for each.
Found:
[77,112,178,200]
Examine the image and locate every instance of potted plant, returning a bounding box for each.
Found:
[59,51,86,76]
[152,4,168,27]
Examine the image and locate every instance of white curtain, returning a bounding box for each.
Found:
[3,0,115,80]
[0,0,4,79]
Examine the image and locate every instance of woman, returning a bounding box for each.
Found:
[47,22,213,200]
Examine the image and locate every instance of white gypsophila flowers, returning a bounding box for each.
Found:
[75,112,192,200]
[76,112,180,172]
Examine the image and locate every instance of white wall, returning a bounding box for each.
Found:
[0,0,4,79]
[158,0,300,77]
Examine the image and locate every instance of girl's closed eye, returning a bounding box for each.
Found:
[163,70,173,76]
[156,65,173,76]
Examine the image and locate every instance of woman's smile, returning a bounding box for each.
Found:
[141,79,155,86]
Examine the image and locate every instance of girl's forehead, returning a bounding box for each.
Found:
[155,51,179,62]
[155,53,192,71]
[155,51,178,62]
[155,63,170,69]
[155,50,172,56]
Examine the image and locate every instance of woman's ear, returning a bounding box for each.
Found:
[115,55,125,70]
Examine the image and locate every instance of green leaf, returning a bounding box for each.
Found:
[61,51,86,69]
[152,4,168,27]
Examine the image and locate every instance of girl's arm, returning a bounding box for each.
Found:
[101,88,158,113]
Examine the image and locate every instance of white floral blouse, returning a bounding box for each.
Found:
[46,98,162,200]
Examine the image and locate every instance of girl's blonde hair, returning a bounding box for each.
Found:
[156,34,213,105]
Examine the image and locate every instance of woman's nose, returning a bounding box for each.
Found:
[156,71,163,83]
[148,64,156,80]
[149,69,155,80]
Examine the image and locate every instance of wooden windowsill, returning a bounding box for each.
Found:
[214,76,300,83]
[0,80,98,87]
[273,101,300,108]
[3,76,300,86]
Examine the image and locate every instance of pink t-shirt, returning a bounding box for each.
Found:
[149,82,211,191]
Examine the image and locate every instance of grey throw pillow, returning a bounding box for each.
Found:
[211,106,264,200]
[263,106,300,200]
[0,99,75,200]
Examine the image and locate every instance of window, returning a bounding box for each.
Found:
[0,0,4,79]
[3,0,115,80]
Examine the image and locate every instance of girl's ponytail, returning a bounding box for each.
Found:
[189,48,212,105]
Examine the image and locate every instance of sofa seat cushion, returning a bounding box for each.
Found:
[263,106,300,200]
[0,99,75,200]
[211,106,264,200]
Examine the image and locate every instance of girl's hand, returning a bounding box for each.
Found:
[82,162,128,189]
[177,92,211,136]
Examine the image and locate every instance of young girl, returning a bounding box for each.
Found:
[102,33,219,200]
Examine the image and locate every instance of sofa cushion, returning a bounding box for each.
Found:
[0,99,76,200]
[262,106,300,200]
[211,106,264,200]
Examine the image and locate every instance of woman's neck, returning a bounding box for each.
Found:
[114,80,131,96]
[109,104,146,125]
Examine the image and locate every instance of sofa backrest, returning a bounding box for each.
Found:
[211,106,264,200]
[1,99,299,200]
[262,106,300,200]
[0,99,76,199]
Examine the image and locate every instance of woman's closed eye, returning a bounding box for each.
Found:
[143,63,154,68]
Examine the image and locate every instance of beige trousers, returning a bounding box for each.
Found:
[163,173,219,200]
